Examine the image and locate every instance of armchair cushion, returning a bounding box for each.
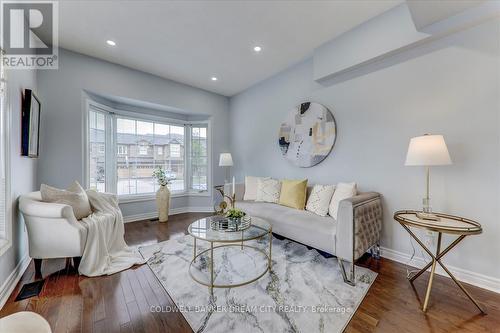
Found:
[41,181,92,220]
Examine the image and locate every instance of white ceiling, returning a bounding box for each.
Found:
[57,0,402,96]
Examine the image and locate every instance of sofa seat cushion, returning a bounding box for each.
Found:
[236,201,337,254]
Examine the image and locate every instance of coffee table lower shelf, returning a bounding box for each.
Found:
[189,242,271,290]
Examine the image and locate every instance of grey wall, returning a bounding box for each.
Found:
[229,19,500,279]
[37,49,229,216]
[0,69,38,289]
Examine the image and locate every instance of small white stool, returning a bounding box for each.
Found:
[0,311,52,333]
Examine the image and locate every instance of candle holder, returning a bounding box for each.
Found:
[213,185,235,215]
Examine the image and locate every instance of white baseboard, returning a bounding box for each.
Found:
[380,246,500,294]
[0,255,31,310]
[123,206,213,223]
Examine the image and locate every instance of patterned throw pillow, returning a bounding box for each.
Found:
[328,182,357,220]
[255,178,281,203]
[306,184,336,217]
[243,176,269,201]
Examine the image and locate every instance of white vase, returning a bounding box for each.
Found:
[156,185,170,222]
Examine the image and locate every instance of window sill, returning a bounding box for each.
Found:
[0,238,12,258]
[118,191,210,204]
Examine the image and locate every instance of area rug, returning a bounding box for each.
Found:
[139,235,377,333]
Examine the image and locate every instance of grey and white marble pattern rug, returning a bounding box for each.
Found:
[139,235,377,333]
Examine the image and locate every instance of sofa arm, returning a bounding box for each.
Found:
[335,192,383,262]
[19,197,76,220]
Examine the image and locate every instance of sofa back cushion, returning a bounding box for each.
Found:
[255,178,281,203]
[328,182,357,219]
[279,179,308,210]
[306,184,336,217]
[40,181,92,220]
[243,176,269,201]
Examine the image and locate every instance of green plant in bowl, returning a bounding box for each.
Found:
[226,208,246,221]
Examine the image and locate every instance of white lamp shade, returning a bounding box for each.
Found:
[219,153,233,166]
[405,134,452,166]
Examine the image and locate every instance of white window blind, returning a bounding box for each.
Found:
[0,49,8,243]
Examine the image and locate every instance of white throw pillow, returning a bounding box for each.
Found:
[306,184,336,217]
[255,178,281,203]
[40,181,93,220]
[328,182,357,220]
[243,176,269,201]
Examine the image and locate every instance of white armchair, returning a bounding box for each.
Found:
[19,191,88,276]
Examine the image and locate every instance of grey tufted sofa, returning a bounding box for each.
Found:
[231,183,383,285]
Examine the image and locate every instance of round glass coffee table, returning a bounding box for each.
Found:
[188,216,272,291]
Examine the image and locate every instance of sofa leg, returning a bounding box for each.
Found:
[338,259,356,286]
[34,259,42,277]
[73,257,82,272]
[370,242,381,260]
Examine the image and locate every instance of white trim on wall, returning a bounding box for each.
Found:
[123,207,213,223]
[380,246,500,294]
[0,255,30,310]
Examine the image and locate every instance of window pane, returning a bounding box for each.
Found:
[117,118,135,134]
[89,110,106,192]
[167,125,184,192]
[137,121,153,135]
[116,117,185,195]
[190,126,208,191]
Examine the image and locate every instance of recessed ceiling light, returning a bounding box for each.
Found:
[211,77,218,81]
[253,46,262,52]
[106,40,116,46]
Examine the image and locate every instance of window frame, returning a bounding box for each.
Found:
[188,123,209,193]
[84,100,211,203]
[0,48,12,257]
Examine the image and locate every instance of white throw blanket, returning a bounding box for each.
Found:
[78,190,145,277]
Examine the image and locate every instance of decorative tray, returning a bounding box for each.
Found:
[210,216,252,232]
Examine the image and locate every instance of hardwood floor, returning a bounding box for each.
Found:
[1,212,499,333]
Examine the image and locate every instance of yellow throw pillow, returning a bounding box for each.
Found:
[279,179,308,210]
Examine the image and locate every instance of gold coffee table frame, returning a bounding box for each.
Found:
[394,210,485,313]
[188,217,272,292]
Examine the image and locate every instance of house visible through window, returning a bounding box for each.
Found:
[88,109,107,192]
[87,103,208,198]
[170,143,181,158]
[118,145,128,155]
[139,144,148,155]
[190,125,208,191]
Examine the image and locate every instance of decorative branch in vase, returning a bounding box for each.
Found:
[153,167,172,223]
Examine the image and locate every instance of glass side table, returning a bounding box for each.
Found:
[394,210,485,313]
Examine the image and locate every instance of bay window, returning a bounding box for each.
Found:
[86,101,210,200]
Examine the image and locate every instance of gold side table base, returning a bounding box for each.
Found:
[401,224,486,314]
[189,231,272,292]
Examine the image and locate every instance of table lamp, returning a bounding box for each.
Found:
[405,134,452,221]
[219,153,233,184]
